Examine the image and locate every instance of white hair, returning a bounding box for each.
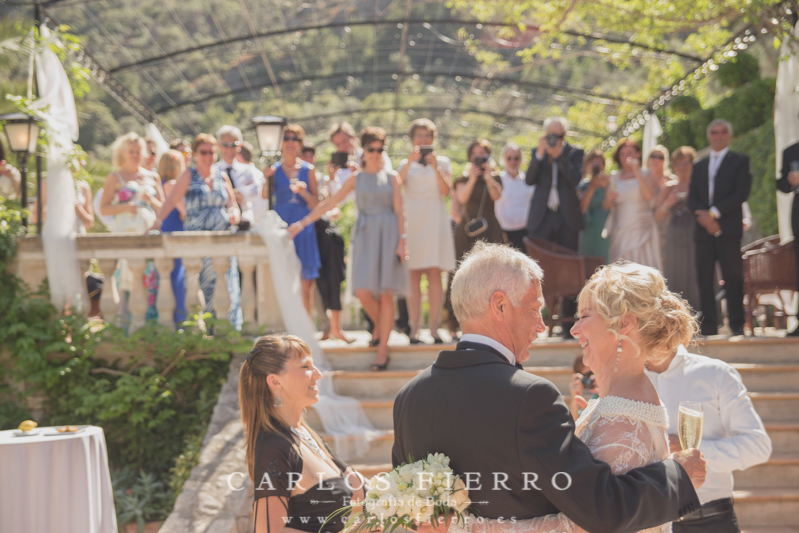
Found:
[216,125,243,142]
[501,142,522,159]
[544,116,568,133]
[451,242,544,323]
[707,119,733,138]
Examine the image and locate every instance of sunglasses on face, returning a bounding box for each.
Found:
[283,135,301,142]
[649,154,665,160]
[148,150,157,156]
[197,149,215,156]
[220,141,241,148]
[506,156,521,161]
[365,146,385,153]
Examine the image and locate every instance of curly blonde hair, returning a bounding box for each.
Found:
[577,261,697,364]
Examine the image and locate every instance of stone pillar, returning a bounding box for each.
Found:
[126,258,147,330]
[211,257,231,323]
[97,259,118,320]
[183,257,203,312]
[154,258,174,327]
[239,257,257,328]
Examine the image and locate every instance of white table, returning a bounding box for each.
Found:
[0,425,118,533]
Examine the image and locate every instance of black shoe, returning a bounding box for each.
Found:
[369,338,380,347]
[409,338,424,345]
[370,355,390,372]
[700,327,718,337]
[730,327,745,337]
[431,336,444,344]
[787,326,799,337]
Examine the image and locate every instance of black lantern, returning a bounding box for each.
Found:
[251,115,287,210]
[1,112,42,229]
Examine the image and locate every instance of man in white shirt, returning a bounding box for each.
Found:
[645,345,772,532]
[212,125,265,228]
[495,142,535,252]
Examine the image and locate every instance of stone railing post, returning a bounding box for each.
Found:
[154,258,175,327]
[239,257,257,327]
[211,257,232,323]
[126,258,148,330]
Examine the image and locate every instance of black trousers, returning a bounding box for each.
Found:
[672,506,739,533]
[529,209,580,329]
[695,235,744,334]
[793,208,799,311]
[504,228,528,253]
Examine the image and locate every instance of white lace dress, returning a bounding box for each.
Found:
[450,396,671,533]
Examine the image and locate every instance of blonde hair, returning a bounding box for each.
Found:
[451,242,543,323]
[111,132,146,168]
[157,150,185,182]
[191,133,217,153]
[238,335,325,482]
[577,262,697,364]
[671,146,697,164]
[645,144,671,174]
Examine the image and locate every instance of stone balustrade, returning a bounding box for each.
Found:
[9,232,284,332]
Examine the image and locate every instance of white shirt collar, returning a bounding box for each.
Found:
[459,333,517,365]
[711,147,729,160]
[501,169,521,179]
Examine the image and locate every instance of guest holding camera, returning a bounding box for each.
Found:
[577,150,615,262]
[444,140,504,335]
[397,119,455,344]
[494,142,534,252]
[525,117,583,337]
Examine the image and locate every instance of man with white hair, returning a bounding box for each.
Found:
[212,125,265,227]
[525,116,584,337]
[393,242,705,532]
[688,119,752,337]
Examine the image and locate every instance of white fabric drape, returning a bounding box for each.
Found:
[253,211,382,460]
[642,115,663,162]
[775,20,799,242]
[145,123,170,161]
[32,27,84,311]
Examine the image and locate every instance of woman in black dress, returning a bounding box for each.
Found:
[239,335,366,533]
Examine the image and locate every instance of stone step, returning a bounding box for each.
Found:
[765,423,799,455]
[734,454,799,488]
[749,392,799,422]
[330,367,575,398]
[322,337,799,372]
[734,488,799,527]
[732,364,799,392]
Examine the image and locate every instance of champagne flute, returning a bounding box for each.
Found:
[289,176,301,204]
[678,401,704,450]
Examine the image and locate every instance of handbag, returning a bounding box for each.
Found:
[464,183,489,238]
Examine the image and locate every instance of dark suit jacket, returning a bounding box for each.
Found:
[777,141,799,228]
[392,344,700,533]
[688,150,752,240]
[525,143,585,234]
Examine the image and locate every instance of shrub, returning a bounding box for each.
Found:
[716,52,761,88]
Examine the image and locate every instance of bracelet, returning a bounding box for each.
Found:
[399,234,407,240]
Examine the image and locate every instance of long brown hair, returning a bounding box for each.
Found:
[238,334,324,481]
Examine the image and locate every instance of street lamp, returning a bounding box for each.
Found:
[1,112,41,230]
[251,115,287,210]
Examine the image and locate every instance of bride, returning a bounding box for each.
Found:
[450,261,698,533]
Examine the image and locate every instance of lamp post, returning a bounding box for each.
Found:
[1,112,41,231]
[251,115,287,210]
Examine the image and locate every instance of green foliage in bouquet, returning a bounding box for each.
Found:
[326,454,471,533]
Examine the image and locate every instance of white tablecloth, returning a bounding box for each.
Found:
[0,425,117,533]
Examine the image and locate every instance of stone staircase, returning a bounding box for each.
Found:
[308,335,799,531]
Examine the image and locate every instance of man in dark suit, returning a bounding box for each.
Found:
[777,140,799,336]
[688,119,753,337]
[525,117,584,337]
[393,242,705,533]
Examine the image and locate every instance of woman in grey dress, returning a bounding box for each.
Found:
[290,127,407,371]
[654,146,700,313]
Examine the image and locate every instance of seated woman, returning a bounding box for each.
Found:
[450,261,698,533]
[239,335,366,533]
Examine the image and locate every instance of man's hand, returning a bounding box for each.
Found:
[695,210,721,236]
[233,189,245,204]
[669,448,706,489]
[536,136,549,160]
[788,170,799,188]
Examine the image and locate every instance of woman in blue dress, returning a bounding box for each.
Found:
[154,134,243,330]
[263,124,321,315]
[289,127,408,371]
[156,149,188,326]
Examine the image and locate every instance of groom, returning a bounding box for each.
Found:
[392,242,705,532]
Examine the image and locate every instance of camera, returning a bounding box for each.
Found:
[546,133,562,148]
[419,146,433,166]
[592,164,601,177]
[331,152,348,168]
[581,373,596,389]
[473,155,488,167]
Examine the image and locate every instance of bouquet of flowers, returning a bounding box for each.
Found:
[117,181,140,204]
[335,453,470,533]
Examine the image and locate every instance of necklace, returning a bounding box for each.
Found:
[290,425,326,458]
